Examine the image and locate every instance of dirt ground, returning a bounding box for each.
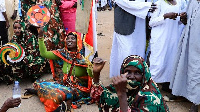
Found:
[0,10,199,112]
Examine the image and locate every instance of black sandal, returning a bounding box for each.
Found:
[24,88,37,96]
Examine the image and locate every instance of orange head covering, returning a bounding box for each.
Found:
[65,32,83,52]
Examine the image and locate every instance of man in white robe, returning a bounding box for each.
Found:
[0,0,9,45]
[101,0,107,11]
[110,0,153,77]
[170,0,200,111]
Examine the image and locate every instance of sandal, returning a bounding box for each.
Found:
[24,88,37,96]
[163,94,177,102]
[163,94,188,102]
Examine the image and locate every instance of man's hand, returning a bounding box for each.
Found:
[149,3,157,13]
[11,10,17,20]
[6,20,10,29]
[55,0,62,6]
[2,12,10,28]
[164,12,178,20]
[180,12,187,25]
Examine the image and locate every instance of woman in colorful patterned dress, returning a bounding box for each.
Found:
[91,55,169,112]
[25,28,93,112]
[10,20,50,81]
[0,20,49,84]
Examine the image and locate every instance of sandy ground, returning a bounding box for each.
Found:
[0,10,199,112]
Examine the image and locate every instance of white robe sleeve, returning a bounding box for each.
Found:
[115,0,152,19]
[178,0,187,25]
[0,0,6,12]
[180,0,187,12]
[149,1,165,27]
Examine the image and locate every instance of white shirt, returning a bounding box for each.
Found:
[0,0,6,21]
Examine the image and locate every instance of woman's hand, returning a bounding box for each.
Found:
[180,12,187,25]
[112,74,129,112]
[164,12,178,20]
[38,27,43,39]
[92,57,106,84]
[112,73,128,96]
[93,57,106,73]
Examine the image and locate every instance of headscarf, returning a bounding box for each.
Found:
[11,20,24,44]
[99,55,169,112]
[64,32,83,53]
[52,32,87,67]
[13,20,22,26]
[120,55,151,90]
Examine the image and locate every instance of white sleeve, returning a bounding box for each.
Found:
[115,0,152,19]
[149,1,165,27]
[178,0,187,25]
[180,0,187,12]
[0,0,6,12]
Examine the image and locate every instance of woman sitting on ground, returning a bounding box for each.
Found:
[0,20,49,84]
[25,28,93,112]
[92,55,169,112]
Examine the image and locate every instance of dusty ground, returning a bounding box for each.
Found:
[0,10,199,112]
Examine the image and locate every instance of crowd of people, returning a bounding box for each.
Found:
[96,0,113,11]
[0,0,200,112]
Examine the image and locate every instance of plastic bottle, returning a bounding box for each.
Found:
[13,81,21,107]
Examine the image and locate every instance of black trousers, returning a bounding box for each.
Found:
[0,21,8,46]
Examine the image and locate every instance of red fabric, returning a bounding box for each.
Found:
[63,74,92,93]
[64,32,82,52]
[90,85,103,103]
[40,98,59,112]
[59,0,77,33]
[84,2,93,47]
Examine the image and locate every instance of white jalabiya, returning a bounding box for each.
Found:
[149,0,186,83]
[110,0,152,77]
[101,0,107,7]
[170,0,200,105]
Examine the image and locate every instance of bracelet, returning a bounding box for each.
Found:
[38,36,44,38]
[93,83,101,87]
[92,80,101,87]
